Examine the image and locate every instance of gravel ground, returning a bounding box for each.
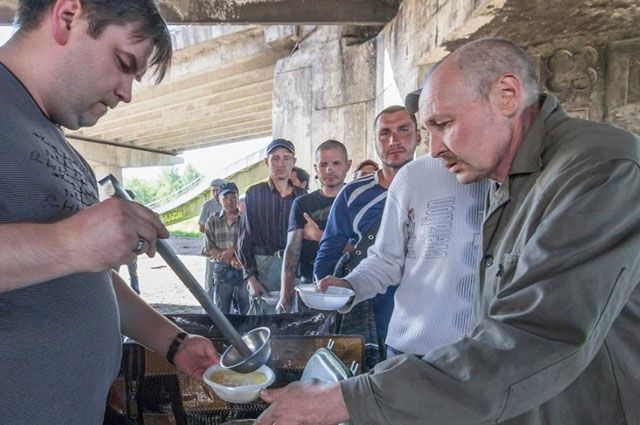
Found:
[117,236,208,314]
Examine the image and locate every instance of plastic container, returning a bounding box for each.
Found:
[260,291,280,306]
[295,284,355,311]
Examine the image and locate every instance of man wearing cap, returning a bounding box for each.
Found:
[204,182,247,314]
[199,178,225,233]
[199,178,224,294]
[353,159,379,179]
[238,139,305,312]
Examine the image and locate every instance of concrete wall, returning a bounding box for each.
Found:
[272,26,378,174]
[270,1,493,170]
[270,0,640,172]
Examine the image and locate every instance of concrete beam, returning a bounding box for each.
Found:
[68,137,182,168]
[159,0,400,25]
[1,0,400,25]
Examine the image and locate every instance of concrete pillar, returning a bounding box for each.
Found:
[92,164,123,201]
[272,26,377,176]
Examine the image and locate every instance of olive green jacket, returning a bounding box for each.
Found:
[342,94,640,424]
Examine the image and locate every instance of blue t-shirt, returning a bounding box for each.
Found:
[288,189,336,280]
[0,63,121,425]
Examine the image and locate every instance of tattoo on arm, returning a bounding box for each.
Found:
[281,229,303,292]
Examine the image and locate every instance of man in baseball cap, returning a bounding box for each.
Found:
[266,138,295,155]
[238,138,305,312]
[203,181,247,313]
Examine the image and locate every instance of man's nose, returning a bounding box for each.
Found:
[388,132,401,146]
[115,75,134,104]
[429,133,446,158]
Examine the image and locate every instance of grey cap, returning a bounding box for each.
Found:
[266,138,295,155]
[405,88,422,115]
[210,178,225,187]
[405,69,436,114]
[218,182,239,197]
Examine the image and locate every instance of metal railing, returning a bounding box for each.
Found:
[145,175,205,210]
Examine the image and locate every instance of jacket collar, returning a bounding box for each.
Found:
[508,93,567,177]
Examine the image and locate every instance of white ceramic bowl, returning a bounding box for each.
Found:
[295,284,355,311]
[203,364,275,403]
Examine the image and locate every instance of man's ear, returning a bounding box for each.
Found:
[51,0,82,45]
[493,73,521,117]
[346,159,352,171]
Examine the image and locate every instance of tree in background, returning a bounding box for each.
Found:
[125,164,203,206]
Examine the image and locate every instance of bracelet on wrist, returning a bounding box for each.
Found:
[166,331,188,365]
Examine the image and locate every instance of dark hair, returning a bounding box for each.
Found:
[291,166,310,188]
[374,105,418,129]
[316,139,348,162]
[16,0,172,83]
[355,159,379,172]
[454,38,539,105]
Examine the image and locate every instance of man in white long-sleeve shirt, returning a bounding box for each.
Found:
[320,154,487,356]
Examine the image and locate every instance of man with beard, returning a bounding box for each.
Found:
[313,106,421,362]
[277,140,352,313]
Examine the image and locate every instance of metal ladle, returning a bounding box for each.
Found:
[98,174,270,373]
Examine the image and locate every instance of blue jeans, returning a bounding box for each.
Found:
[211,262,249,314]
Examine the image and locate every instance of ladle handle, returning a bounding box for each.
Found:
[99,174,253,359]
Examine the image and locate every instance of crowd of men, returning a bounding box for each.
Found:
[1,1,639,424]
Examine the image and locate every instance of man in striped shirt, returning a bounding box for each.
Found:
[238,139,306,311]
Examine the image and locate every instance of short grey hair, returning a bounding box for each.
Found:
[453,38,539,106]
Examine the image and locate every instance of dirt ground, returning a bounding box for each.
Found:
[117,236,209,314]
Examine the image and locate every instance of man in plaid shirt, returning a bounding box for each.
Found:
[204,182,248,313]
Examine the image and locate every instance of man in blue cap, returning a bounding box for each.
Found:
[238,138,305,313]
[204,182,247,313]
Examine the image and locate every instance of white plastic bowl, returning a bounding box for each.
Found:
[203,364,275,403]
[295,283,355,311]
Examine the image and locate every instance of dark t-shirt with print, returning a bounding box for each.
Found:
[288,189,336,280]
[0,63,121,425]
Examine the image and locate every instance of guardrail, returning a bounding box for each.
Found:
[145,175,205,210]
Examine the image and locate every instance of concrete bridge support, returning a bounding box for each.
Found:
[271,0,640,174]
[67,138,182,200]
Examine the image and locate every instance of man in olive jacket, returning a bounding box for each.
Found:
[255,38,640,425]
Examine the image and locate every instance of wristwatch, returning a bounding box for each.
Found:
[166,331,188,365]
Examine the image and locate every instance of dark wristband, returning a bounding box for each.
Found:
[166,331,188,365]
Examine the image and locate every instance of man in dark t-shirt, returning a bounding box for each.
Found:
[0,4,218,424]
[277,140,352,312]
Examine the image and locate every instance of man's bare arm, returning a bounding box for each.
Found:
[278,229,303,311]
[0,198,168,293]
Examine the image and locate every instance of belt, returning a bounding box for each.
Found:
[254,248,285,258]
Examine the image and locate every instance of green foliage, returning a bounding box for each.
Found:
[169,230,201,238]
[124,164,203,206]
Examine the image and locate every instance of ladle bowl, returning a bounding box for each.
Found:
[221,327,271,373]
